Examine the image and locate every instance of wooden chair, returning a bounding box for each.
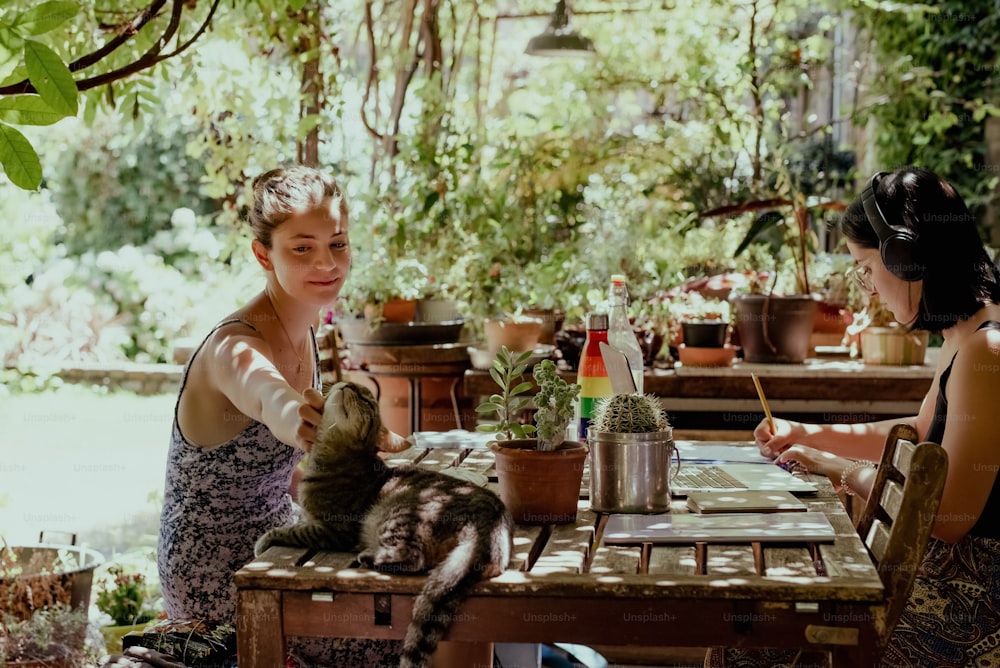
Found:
[704,423,948,666]
[853,422,948,652]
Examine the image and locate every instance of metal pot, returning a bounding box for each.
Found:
[587,428,678,513]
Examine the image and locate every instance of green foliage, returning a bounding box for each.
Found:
[49,117,216,255]
[855,0,1000,233]
[532,359,581,451]
[95,565,154,626]
[0,1,80,188]
[476,346,537,441]
[0,602,88,664]
[475,350,580,451]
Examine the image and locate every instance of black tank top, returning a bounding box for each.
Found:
[924,320,1000,538]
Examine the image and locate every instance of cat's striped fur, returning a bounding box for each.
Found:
[254,381,513,668]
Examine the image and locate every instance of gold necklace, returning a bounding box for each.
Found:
[265,290,305,374]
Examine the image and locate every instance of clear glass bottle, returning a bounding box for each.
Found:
[576,312,612,441]
[607,274,645,393]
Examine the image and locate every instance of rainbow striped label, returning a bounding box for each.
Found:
[577,375,612,440]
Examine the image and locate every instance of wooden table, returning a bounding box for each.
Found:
[236,443,886,667]
[465,351,938,433]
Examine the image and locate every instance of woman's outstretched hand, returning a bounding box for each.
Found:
[296,387,325,452]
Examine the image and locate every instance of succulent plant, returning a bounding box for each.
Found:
[476,349,580,451]
[590,393,670,433]
[532,359,581,451]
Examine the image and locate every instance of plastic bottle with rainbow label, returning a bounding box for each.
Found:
[576,311,612,441]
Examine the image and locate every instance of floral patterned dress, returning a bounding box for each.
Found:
[157,319,400,666]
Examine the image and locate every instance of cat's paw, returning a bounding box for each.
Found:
[254,531,277,556]
[356,549,376,568]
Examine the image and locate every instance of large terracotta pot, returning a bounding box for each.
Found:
[363,298,418,324]
[733,294,819,363]
[522,308,565,345]
[484,316,543,354]
[490,439,588,524]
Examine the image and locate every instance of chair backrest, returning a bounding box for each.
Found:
[853,423,948,646]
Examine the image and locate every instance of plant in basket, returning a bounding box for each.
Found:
[476,348,587,524]
[848,293,930,366]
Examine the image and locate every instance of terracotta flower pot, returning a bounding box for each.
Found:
[490,439,588,524]
[522,308,565,345]
[364,298,417,324]
[484,316,543,354]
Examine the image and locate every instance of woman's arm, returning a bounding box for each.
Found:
[774,446,878,498]
[756,416,916,460]
[204,327,322,452]
[755,344,949,460]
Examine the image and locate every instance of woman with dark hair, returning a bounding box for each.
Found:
[740,167,1000,665]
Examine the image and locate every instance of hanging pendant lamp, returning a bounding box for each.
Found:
[525,0,596,57]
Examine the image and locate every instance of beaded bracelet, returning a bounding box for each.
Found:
[840,459,876,496]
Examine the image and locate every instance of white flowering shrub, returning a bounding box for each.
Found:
[2,187,256,372]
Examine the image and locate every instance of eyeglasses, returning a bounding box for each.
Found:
[846,262,875,293]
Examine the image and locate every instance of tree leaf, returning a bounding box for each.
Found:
[24,39,77,116]
[11,1,80,36]
[0,26,24,81]
[0,122,42,189]
[0,95,65,125]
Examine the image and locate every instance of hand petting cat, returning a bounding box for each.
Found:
[296,387,326,452]
[300,385,408,454]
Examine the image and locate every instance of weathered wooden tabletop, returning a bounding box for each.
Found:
[236,442,886,667]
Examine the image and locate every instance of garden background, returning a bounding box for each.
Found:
[2,0,1000,660]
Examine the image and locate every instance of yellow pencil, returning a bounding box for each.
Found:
[751,373,775,433]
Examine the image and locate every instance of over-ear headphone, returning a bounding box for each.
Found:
[860,171,923,281]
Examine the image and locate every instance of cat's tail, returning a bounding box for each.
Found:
[399,525,482,668]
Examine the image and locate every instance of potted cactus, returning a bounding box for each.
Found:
[587,394,676,513]
[478,348,588,524]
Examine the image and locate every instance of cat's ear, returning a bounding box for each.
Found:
[322,380,336,396]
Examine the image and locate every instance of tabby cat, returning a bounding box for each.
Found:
[254,381,513,668]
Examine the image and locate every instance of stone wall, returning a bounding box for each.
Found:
[56,363,183,395]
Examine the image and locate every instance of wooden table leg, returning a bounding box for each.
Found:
[237,589,284,668]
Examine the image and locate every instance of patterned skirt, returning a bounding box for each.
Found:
[882,534,1000,666]
[706,534,1000,667]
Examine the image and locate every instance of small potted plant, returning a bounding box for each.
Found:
[95,565,158,655]
[477,347,587,524]
[1,602,89,668]
[587,394,676,513]
[671,291,731,348]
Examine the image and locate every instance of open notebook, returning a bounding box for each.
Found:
[603,511,836,545]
